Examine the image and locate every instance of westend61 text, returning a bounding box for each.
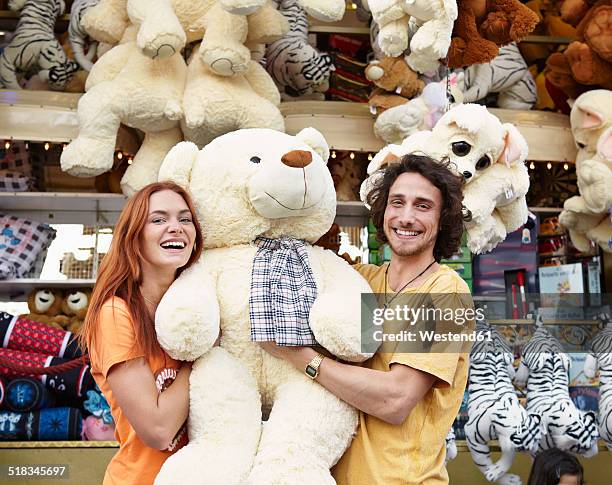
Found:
[372,305,484,326]
[372,329,490,343]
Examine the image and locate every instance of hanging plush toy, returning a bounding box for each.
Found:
[460,43,537,110]
[465,318,542,484]
[372,72,464,145]
[69,0,100,72]
[366,0,458,73]
[545,0,612,99]
[514,319,599,457]
[220,0,346,22]
[447,0,539,69]
[20,289,70,330]
[361,103,531,254]
[559,89,612,253]
[365,56,425,116]
[584,317,612,453]
[0,0,79,90]
[265,0,334,100]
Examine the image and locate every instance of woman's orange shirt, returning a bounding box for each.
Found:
[88,297,187,485]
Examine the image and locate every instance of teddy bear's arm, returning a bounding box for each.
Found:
[200,3,251,77]
[83,41,132,90]
[127,0,186,60]
[245,2,289,44]
[155,262,221,361]
[244,60,281,106]
[308,248,375,362]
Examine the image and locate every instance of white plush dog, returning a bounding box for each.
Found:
[361,104,531,254]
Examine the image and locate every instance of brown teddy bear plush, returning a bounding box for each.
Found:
[364,56,424,116]
[61,289,92,334]
[21,289,70,330]
[447,0,539,68]
[545,0,612,97]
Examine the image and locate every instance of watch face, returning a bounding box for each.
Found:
[305,365,317,378]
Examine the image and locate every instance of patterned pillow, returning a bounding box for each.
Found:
[0,170,32,192]
[0,214,56,279]
[0,142,32,176]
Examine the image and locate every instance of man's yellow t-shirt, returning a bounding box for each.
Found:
[332,263,473,485]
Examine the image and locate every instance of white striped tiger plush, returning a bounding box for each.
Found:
[460,43,537,110]
[514,323,599,457]
[266,0,334,99]
[69,0,100,72]
[465,318,542,485]
[585,318,612,452]
[0,0,78,90]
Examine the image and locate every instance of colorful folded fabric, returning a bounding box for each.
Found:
[0,214,56,279]
[5,377,55,412]
[0,407,83,441]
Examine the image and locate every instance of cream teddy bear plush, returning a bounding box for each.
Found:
[154,128,372,485]
[60,22,185,196]
[366,0,458,73]
[83,0,288,77]
[559,89,612,253]
[220,0,346,21]
[362,103,530,254]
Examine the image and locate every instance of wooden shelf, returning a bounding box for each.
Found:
[0,279,95,301]
[309,9,369,34]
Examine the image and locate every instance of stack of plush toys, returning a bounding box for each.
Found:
[0,295,115,441]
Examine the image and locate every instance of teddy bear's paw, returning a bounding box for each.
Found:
[219,0,266,15]
[138,32,185,61]
[497,473,522,485]
[379,33,408,58]
[484,462,510,483]
[481,12,513,44]
[163,100,183,121]
[298,0,345,22]
[565,42,597,84]
[584,6,612,62]
[60,137,114,177]
[200,44,251,77]
[183,105,207,131]
[578,160,612,212]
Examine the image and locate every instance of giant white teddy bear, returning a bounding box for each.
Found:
[559,89,612,253]
[154,128,372,484]
[362,103,531,254]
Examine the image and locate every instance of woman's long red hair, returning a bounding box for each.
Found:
[78,181,203,359]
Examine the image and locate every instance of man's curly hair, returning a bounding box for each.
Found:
[366,153,465,262]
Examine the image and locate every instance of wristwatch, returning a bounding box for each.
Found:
[305,353,325,380]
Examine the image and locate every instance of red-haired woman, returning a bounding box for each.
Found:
[79,181,204,485]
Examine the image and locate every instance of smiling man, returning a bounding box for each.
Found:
[260,154,474,484]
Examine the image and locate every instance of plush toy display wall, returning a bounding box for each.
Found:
[514,321,599,457]
[0,0,79,90]
[465,318,542,485]
[153,128,372,484]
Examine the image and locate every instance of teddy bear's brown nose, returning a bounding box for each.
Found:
[281,150,312,168]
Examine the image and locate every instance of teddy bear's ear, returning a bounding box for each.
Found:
[575,105,604,129]
[158,141,200,188]
[597,127,612,160]
[497,124,528,166]
[296,127,330,163]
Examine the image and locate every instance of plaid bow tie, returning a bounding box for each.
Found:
[249,236,318,346]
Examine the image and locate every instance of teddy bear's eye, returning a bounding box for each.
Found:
[448,94,455,103]
[577,142,586,149]
[250,156,261,164]
[476,155,491,170]
[451,141,471,157]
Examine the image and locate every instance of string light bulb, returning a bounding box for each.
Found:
[62,143,67,151]
[331,150,337,159]
[546,162,552,170]
[117,151,123,160]
[529,162,535,170]
[4,140,10,150]
[563,163,569,170]
[44,142,50,151]
[349,152,355,160]
[128,157,134,165]
[368,153,373,161]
